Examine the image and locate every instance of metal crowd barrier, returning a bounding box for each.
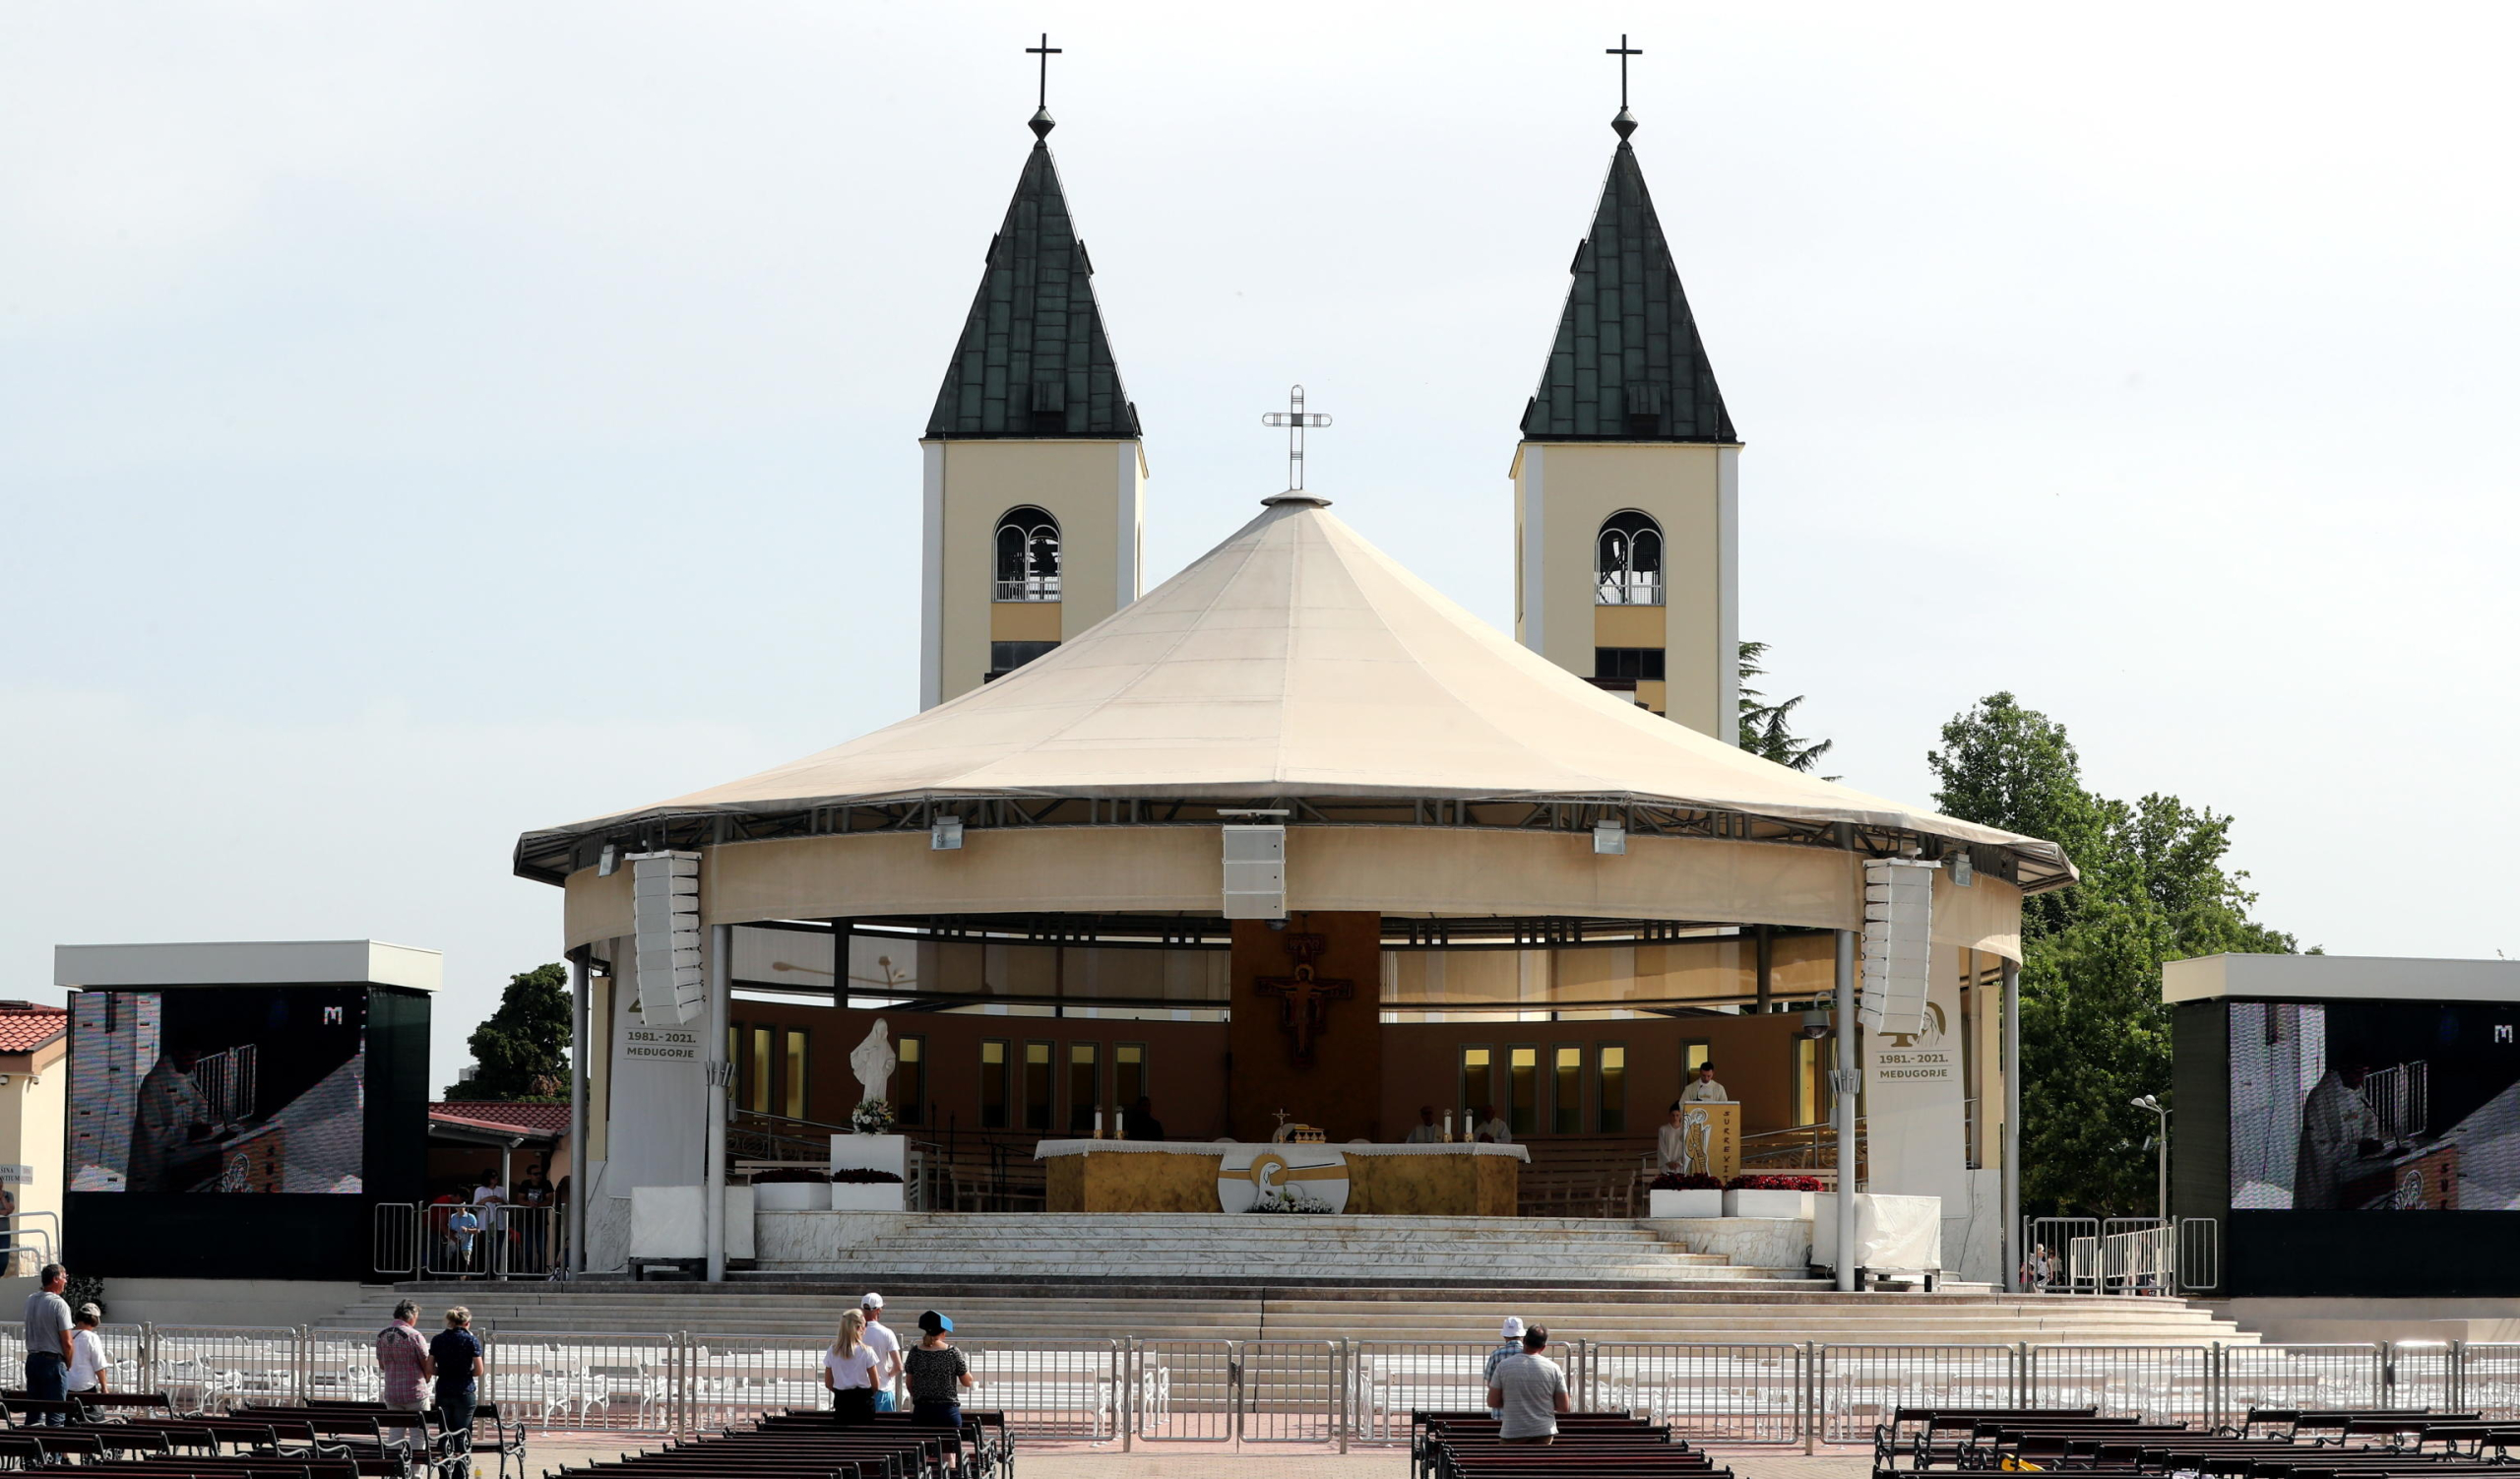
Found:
[371,1202,563,1280]
[32,1328,2520,1445]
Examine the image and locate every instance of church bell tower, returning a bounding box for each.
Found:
[920,63,1147,709]
[1512,49,1738,740]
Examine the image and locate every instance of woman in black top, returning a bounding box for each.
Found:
[902,1311,972,1430]
[428,1307,482,1442]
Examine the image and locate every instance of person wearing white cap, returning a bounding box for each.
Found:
[858,1292,902,1411]
[1481,1318,1525,1419]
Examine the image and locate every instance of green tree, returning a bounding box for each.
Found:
[445,963,573,1101]
[1737,641,1836,774]
[1926,694,2296,1216]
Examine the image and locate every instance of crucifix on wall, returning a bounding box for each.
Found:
[1253,931,1353,1065]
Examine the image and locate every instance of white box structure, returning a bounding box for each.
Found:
[1859,858,1936,1037]
[1222,824,1287,921]
[631,851,705,1026]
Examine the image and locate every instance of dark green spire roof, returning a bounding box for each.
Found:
[1520,140,1735,444]
[926,139,1140,440]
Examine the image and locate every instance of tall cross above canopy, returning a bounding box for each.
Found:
[1027,33,1062,107]
[1025,33,1063,138]
[1261,384,1333,493]
[1606,33,1643,138]
[1606,33,1642,106]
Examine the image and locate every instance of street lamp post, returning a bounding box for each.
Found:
[2131,1094,2171,1221]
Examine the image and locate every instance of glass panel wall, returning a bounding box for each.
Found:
[1458,1046,1492,1125]
[1023,1041,1053,1131]
[895,1034,924,1125]
[1552,1045,1583,1133]
[783,1028,808,1120]
[1066,1042,1101,1134]
[1114,1043,1147,1113]
[979,1040,1009,1128]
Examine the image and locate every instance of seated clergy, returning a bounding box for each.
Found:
[1402,1105,1445,1143]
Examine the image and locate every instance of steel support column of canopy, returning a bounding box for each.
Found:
[567,948,590,1277]
[2001,957,2022,1293]
[1834,928,1858,1293]
[705,924,731,1283]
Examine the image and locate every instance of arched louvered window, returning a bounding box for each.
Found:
[1596,511,1664,607]
[993,506,1061,602]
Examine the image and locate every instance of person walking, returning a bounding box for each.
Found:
[23,1263,74,1423]
[904,1311,973,1430]
[66,1305,109,1397]
[1481,1318,1525,1419]
[429,1307,482,1446]
[857,1294,902,1411]
[1485,1323,1570,1446]
[823,1310,881,1427]
[376,1300,431,1410]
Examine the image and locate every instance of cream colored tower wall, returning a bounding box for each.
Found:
[1512,441,1738,741]
[919,438,1146,707]
[0,1040,66,1251]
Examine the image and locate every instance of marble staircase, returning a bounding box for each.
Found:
[337,1214,2255,1348]
[755,1212,1802,1287]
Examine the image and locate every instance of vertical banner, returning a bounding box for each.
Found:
[604,927,710,1193]
[1865,934,1971,1253]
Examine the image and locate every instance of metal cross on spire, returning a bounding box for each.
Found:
[1261,385,1333,493]
[1606,33,1643,139]
[1027,32,1061,106]
[1026,33,1062,138]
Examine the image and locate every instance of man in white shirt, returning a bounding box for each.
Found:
[66,1304,108,1395]
[1480,1318,1524,1419]
[1473,1105,1513,1145]
[1485,1324,1569,1444]
[857,1293,902,1410]
[1402,1106,1445,1144]
[1681,1063,1731,1103]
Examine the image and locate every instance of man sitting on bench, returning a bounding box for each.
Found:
[1486,1322,1570,1447]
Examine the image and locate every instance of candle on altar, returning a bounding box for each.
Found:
[1443,1112,1454,1143]
[1094,1109,1104,1139]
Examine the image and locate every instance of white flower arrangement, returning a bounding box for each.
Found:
[850,1099,897,1135]
[1248,1184,1335,1214]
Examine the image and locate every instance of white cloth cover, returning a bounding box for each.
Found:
[1811,1192,1942,1272]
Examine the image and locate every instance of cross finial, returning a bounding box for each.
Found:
[1606,33,1643,139]
[1260,384,1333,494]
[1027,33,1063,138]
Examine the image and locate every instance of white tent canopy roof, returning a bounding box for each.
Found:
[517,496,2072,889]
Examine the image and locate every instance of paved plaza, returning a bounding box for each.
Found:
[527,1433,1875,1479]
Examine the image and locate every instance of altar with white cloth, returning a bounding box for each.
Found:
[1038,1139,1527,1216]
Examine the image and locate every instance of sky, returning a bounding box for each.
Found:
[6,2,2515,1086]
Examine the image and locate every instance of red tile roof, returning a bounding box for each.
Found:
[0,1005,69,1055]
[430,1101,572,1135]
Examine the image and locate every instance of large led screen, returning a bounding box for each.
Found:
[2229,999,2520,1211]
[69,988,367,1193]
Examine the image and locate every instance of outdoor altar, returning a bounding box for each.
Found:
[1037,1139,1527,1215]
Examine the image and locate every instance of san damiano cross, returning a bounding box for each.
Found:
[1254,932,1353,1065]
